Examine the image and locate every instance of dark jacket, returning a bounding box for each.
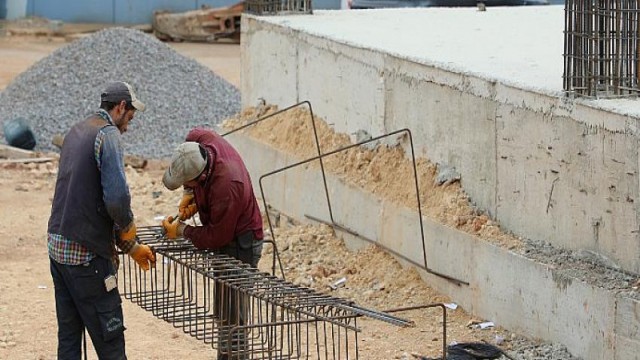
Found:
[183,127,263,249]
[48,114,131,260]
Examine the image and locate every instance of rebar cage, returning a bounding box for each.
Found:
[120,226,437,359]
[564,0,640,98]
[244,0,312,16]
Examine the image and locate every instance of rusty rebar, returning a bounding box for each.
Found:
[564,0,640,98]
[121,226,451,359]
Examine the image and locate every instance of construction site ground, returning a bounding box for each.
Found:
[0,33,570,359]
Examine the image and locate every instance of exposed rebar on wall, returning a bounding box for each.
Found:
[564,0,640,98]
[244,0,312,15]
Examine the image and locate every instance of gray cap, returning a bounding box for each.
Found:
[101,81,146,112]
[162,142,207,190]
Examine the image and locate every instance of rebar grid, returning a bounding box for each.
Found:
[121,226,446,359]
[244,0,312,15]
[564,0,640,98]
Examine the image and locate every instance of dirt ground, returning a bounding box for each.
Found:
[0,161,222,359]
[0,34,554,359]
[0,37,66,90]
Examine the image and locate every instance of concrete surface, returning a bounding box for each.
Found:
[241,11,640,275]
[226,132,640,360]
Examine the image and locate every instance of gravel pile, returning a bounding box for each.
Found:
[508,338,579,360]
[0,27,240,159]
[521,238,640,299]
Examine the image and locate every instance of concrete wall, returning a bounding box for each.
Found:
[241,16,640,275]
[226,132,640,360]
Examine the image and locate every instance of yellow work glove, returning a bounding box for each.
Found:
[119,222,137,242]
[178,193,198,220]
[161,216,185,240]
[128,243,155,271]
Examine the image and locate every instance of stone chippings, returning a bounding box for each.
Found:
[0,27,240,159]
[509,338,578,360]
[522,238,640,299]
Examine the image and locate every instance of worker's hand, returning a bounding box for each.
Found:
[128,243,155,271]
[178,193,197,220]
[119,222,137,242]
[161,216,184,240]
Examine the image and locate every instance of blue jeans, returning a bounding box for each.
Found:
[50,256,126,360]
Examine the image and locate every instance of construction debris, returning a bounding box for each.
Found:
[0,144,40,159]
[329,276,347,290]
[0,157,55,164]
[0,144,55,165]
[124,155,148,169]
[51,134,64,149]
[153,2,243,43]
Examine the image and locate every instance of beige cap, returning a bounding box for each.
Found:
[162,142,207,190]
[101,81,146,112]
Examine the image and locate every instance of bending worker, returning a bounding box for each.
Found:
[47,81,155,359]
[161,126,264,360]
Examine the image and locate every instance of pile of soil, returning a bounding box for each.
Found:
[224,105,522,251]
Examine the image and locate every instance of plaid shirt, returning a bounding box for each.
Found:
[47,233,136,265]
[48,109,135,265]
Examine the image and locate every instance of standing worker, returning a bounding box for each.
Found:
[47,81,155,359]
[160,127,264,360]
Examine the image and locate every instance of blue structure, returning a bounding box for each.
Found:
[1,0,341,23]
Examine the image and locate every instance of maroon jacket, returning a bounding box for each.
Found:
[182,127,263,249]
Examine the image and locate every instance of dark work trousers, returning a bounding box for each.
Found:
[215,232,263,360]
[50,256,126,360]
